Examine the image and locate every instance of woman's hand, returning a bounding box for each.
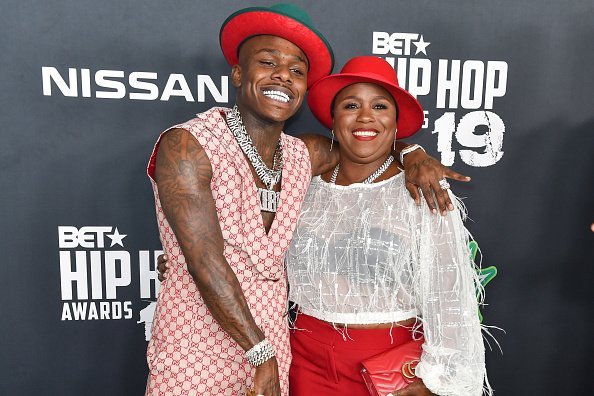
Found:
[402,149,470,216]
[157,254,169,281]
[393,379,435,395]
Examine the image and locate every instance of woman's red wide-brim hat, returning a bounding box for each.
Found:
[308,56,425,138]
[219,3,334,88]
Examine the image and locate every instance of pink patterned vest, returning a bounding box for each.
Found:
[145,107,311,395]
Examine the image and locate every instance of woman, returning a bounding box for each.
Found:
[157,56,488,395]
[286,56,489,395]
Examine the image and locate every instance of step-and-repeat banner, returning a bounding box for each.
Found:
[2,0,593,394]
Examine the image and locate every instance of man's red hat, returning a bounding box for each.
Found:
[219,3,334,88]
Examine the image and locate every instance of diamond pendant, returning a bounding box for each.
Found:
[258,188,280,213]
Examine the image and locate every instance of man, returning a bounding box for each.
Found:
[146,4,466,395]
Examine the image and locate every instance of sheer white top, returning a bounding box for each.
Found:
[286,173,488,395]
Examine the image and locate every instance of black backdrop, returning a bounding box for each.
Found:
[1,0,593,394]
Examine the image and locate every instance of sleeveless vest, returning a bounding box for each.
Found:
[145,107,311,395]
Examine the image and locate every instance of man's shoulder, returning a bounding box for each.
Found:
[173,106,229,129]
[162,107,230,139]
[281,132,309,154]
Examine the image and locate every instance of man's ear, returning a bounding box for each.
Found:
[231,64,242,88]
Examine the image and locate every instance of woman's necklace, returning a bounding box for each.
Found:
[226,105,283,212]
[330,155,394,185]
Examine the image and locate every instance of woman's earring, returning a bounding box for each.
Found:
[393,129,398,151]
[330,130,334,152]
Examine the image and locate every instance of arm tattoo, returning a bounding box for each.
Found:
[299,134,340,176]
[154,128,264,350]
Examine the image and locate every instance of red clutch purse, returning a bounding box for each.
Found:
[360,337,424,396]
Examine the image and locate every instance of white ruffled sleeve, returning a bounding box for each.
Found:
[411,192,489,396]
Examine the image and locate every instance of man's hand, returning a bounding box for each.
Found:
[402,149,470,215]
[393,379,435,396]
[157,254,168,282]
[253,358,281,396]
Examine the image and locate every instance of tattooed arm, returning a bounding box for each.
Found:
[298,134,470,215]
[297,133,339,176]
[154,128,280,396]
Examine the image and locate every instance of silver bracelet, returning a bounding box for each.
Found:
[245,339,275,367]
[399,144,425,167]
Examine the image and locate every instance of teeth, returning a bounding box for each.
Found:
[352,131,378,137]
[263,90,290,103]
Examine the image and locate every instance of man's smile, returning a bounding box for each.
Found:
[262,89,291,103]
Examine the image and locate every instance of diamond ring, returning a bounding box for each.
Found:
[438,179,450,190]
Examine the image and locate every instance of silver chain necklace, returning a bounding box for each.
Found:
[330,155,394,184]
[226,105,283,213]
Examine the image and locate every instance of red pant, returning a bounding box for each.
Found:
[289,313,416,395]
